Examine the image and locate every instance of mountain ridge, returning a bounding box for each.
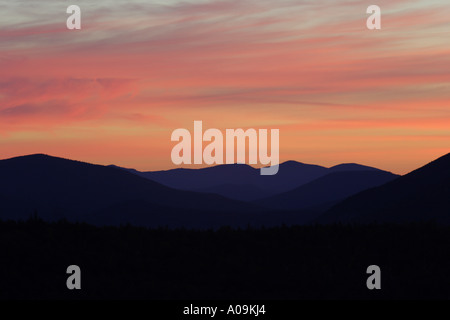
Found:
[0,154,258,225]
[257,170,399,211]
[111,160,392,201]
[318,153,450,224]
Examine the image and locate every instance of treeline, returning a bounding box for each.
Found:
[0,218,449,299]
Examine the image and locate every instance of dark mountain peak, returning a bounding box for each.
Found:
[0,154,104,176]
[318,152,450,224]
[5,153,54,161]
[329,163,380,172]
[146,162,256,174]
[24,153,50,158]
[280,160,325,169]
[3,153,82,163]
[405,152,450,178]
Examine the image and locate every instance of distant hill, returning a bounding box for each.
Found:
[257,170,399,211]
[0,154,258,226]
[328,163,382,172]
[117,161,330,196]
[113,161,386,201]
[318,153,450,224]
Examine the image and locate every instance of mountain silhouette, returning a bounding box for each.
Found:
[113,161,385,201]
[257,170,399,211]
[116,161,330,195]
[328,163,382,172]
[0,154,257,225]
[318,153,450,224]
[5,153,445,228]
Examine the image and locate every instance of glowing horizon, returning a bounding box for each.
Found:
[1,0,449,175]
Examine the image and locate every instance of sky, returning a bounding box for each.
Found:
[0,0,449,174]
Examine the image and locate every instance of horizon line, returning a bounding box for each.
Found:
[0,152,404,175]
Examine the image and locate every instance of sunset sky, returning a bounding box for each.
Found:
[1,0,449,174]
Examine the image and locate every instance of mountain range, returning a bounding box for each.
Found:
[0,154,258,228]
[0,152,449,227]
[111,161,395,202]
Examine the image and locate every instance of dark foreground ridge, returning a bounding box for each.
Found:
[0,154,263,227]
[319,153,450,224]
[1,218,450,300]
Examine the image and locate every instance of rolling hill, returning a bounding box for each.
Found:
[257,170,399,211]
[0,154,257,226]
[113,161,386,201]
[318,153,450,224]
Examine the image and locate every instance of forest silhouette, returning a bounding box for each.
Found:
[1,217,450,299]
